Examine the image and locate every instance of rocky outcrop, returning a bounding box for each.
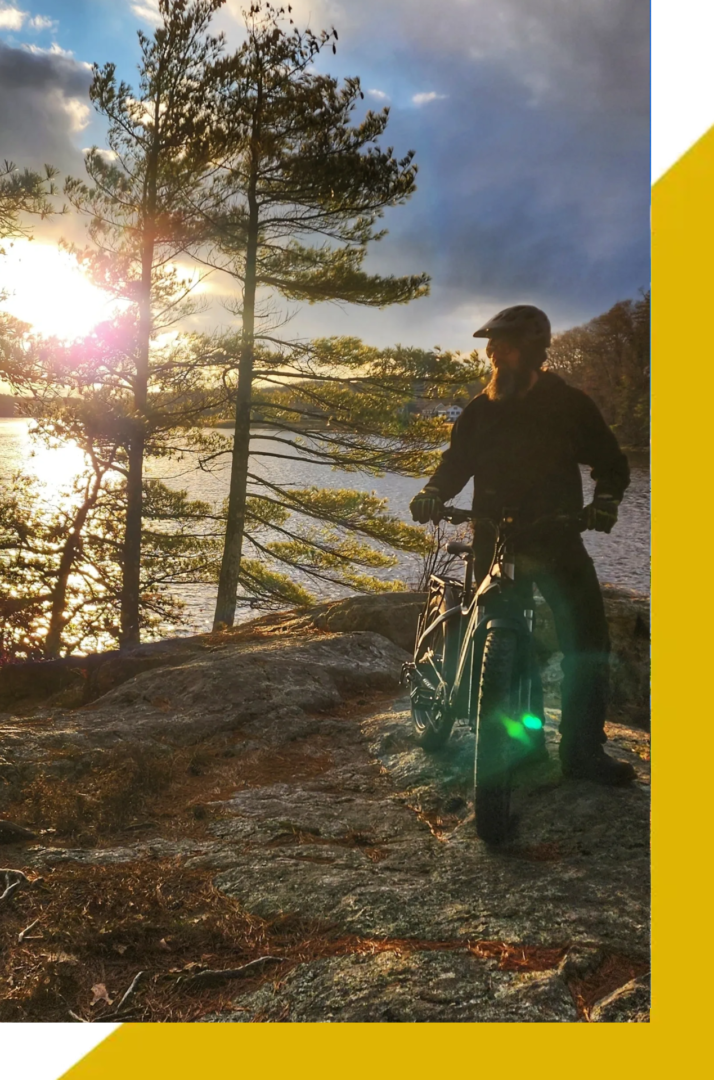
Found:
[79,631,407,747]
[0,587,650,730]
[534,585,650,728]
[0,632,408,765]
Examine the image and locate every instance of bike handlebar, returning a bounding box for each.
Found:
[441,506,587,532]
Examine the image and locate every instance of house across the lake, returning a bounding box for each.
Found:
[413,402,463,423]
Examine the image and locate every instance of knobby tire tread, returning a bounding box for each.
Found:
[474,628,519,844]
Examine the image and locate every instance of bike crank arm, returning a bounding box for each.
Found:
[401,662,448,704]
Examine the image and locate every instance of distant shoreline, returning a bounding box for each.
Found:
[211,418,651,462]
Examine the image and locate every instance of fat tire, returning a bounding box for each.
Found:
[474,628,519,844]
[411,598,455,750]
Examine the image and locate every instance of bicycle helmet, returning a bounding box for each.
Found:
[473,305,551,347]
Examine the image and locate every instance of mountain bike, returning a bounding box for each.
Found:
[402,506,584,845]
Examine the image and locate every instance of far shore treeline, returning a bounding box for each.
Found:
[0,1,649,664]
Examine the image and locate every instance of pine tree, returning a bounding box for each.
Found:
[63,0,229,646]
[199,334,484,612]
[0,160,60,252]
[205,1,431,627]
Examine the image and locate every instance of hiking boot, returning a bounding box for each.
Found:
[560,748,636,786]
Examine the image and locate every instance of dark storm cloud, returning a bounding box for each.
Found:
[327,0,649,117]
[367,52,649,318]
[210,0,655,349]
[0,41,92,175]
[292,0,650,333]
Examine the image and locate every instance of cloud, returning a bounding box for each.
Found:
[225,0,340,31]
[412,91,448,106]
[0,6,57,34]
[60,96,90,132]
[83,147,118,162]
[25,41,86,62]
[29,14,56,32]
[130,1,163,27]
[0,5,26,30]
[0,40,93,178]
[196,0,649,343]
[351,0,648,118]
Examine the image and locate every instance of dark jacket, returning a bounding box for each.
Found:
[427,371,629,521]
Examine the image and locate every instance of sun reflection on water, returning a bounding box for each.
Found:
[0,418,88,504]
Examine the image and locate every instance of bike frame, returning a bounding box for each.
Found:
[410,509,547,728]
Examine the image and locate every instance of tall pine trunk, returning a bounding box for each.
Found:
[213,107,261,629]
[120,133,159,648]
[120,429,146,647]
[212,209,258,628]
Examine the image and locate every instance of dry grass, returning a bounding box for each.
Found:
[0,859,647,1023]
[568,953,649,1020]
[1,744,211,846]
[0,731,338,847]
[225,741,334,791]
[265,825,388,864]
[468,939,568,971]
[0,859,288,1022]
[505,841,563,862]
[8,746,177,843]
[467,940,648,1020]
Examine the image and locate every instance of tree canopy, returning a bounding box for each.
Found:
[548,291,650,448]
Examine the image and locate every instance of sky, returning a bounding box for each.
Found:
[0,0,650,352]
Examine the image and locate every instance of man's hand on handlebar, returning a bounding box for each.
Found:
[582,494,620,534]
[439,506,589,532]
[409,486,445,524]
[417,499,616,534]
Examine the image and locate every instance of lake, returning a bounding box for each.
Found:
[0,418,650,635]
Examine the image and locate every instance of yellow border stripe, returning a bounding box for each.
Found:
[62,1022,656,1078]
[651,122,714,1035]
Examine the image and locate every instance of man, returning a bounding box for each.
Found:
[409,304,635,786]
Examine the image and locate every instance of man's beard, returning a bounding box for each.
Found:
[485,363,533,401]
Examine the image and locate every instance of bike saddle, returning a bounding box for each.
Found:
[446,541,473,556]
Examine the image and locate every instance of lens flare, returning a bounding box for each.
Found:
[503,717,530,744]
[523,714,543,730]
[0,240,117,340]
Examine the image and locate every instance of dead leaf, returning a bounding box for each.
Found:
[90,983,113,1007]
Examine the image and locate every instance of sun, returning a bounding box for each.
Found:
[0,240,118,340]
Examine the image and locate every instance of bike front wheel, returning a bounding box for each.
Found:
[473,628,521,844]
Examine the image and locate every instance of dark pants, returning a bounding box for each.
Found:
[473,527,610,759]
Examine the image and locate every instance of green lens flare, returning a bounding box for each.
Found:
[522,714,543,730]
[503,717,530,744]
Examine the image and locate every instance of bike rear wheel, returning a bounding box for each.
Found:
[473,628,520,844]
[410,586,457,750]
